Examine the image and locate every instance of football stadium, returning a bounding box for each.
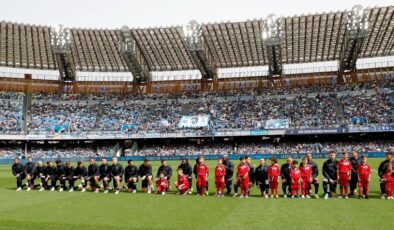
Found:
[0,0,393,229]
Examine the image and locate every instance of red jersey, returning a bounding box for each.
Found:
[215,164,226,177]
[237,163,250,177]
[197,164,209,176]
[382,173,394,183]
[177,175,190,189]
[290,168,301,181]
[157,177,168,187]
[338,160,352,174]
[268,164,280,177]
[357,163,371,176]
[300,164,312,179]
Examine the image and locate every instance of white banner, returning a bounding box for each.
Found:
[265,119,290,129]
[178,115,210,128]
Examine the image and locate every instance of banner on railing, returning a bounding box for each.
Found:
[178,115,210,128]
[265,119,290,129]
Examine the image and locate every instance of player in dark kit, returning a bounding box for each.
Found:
[280,157,293,198]
[25,157,35,191]
[43,161,56,191]
[254,158,269,198]
[33,161,46,191]
[124,160,139,193]
[12,158,25,191]
[98,158,111,193]
[222,155,234,195]
[378,151,394,199]
[177,159,193,194]
[156,160,173,191]
[323,151,338,199]
[72,161,88,192]
[139,159,153,193]
[87,158,100,193]
[349,151,361,196]
[109,157,124,194]
[246,156,255,195]
[53,160,67,192]
[63,161,75,192]
[306,153,319,198]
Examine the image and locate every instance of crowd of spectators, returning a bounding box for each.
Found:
[0,92,23,134]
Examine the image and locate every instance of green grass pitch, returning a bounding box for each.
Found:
[0,158,393,230]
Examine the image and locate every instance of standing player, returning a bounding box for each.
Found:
[156,160,172,191]
[300,157,312,198]
[109,157,124,194]
[268,157,280,199]
[177,159,193,194]
[175,169,190,195]
[72,161,88,192]
[139,159,153,193]
[349,151,361,197]
[306,153,319,198]
[87,158,99,193]
[357,155,371,199]
[11,158,25,191]
[254,158,269,198]
[280,158,292,198]
[98,158,111,193]
[337,152,352,198]
[222,155,234,195]
[214,157,226,197]
[323,151,338,199]
[124,160,139,193]
[237,157,250,198]
[156,172,169,195]
[196,156,209,196]
[290,160,301,198]
[378,151,394,199]
[25,157,35,191]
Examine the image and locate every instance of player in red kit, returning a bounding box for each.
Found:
[337,152,352,198]
[156,172,169,195]
[196,156,209,196]
[268,157,280,199]
[215,158,226,197]
[237,157,250,198]
[300,157,312,198]
[357,155,371,199]
[175,169,190,195]
[381,164,394,199]
[290,160,301,198]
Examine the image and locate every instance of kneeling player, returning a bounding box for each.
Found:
[215,157,226,197]
[139,159,153,193]
[12,158,25,191]
[175,169,190,195]
[110,157,124,194]
[290,160,301,198]
[357,156,371,199]
[87,158,99,193]
[156,172,169,195]
[268,157,280,199]
[98,158,111,193]
[72,161,88,192]
[125,160,139,193]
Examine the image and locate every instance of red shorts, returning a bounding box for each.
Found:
[215,178,225,189]
[269,176,278,188]
[240,177,250,190]
[291,182,300,190]
[338,173,349,186]
[358,176,369,187]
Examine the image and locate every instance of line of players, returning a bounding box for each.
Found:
[11,150,394,199]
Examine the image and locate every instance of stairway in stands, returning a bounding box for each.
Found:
[334,97,345,126]
[94,102,104,130]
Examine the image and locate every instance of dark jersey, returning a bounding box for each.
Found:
[34,165,46,177]
[87,163,99,177]
[177,163,192,177]
[110,164,124,177]
[73,166,87,177]
[25,162,35,175]
[139,164,152,177]
[12,163,25,176]
[254,165,269,184]
[56,164,66,177]
[349,157,361,175]
[322,159,338,181]
[280,163,291,180]
[99,164,110,177]
[378,160,394,178]
[223,160,234,180]
[248,163,255,183]
[64,166,75,178]
[309,161,319,178]
[124,165,139,180]
[44,166,56,177]
[157,165,173,179]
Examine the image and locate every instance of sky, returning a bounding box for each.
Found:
[0,0,391,29]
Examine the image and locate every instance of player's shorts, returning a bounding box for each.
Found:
[142,178,150,188]
[338,173,349,186]
[269,176,278,188]
[291,182,300,190]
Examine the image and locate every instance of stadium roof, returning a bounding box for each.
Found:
[0,5,393,73]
